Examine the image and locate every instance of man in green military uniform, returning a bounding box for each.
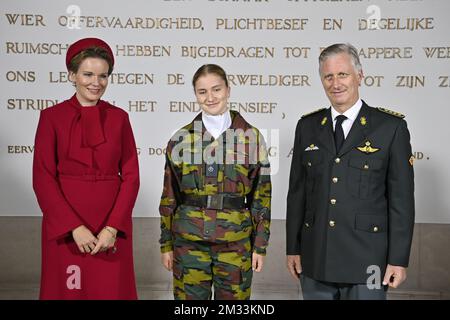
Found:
[286,43,415,299]
[159,64,271,300]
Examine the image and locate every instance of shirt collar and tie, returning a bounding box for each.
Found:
[331,99,362,153]
[331,99,362,138]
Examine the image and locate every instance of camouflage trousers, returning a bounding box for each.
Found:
[172,237,253,300]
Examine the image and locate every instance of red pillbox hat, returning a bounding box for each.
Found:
[66,37,114,70]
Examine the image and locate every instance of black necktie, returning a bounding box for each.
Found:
[334,115,347,153]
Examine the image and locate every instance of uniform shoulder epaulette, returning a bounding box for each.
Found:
[377,107,405,118]
[301,108,326,118]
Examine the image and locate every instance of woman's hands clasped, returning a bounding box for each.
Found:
[72,225,117,255]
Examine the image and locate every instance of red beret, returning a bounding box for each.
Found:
[66,37,114,70]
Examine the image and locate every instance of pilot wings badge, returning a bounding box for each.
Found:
[305,144,319,151]
[357,141,380,154]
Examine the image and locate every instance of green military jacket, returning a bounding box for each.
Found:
[159,111,271,255]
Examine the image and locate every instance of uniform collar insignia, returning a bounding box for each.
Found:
[357,140,380,154]
[305,144,319,151]
[360,116,367,126]
[321,117,327,126]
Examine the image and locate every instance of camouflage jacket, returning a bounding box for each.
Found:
[159,111,271,255]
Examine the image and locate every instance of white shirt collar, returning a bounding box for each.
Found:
[331,99,362,123]
[202,110,232,140]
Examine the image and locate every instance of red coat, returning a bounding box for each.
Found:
[33,95,139,299]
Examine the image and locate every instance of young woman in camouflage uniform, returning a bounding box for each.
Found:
[159,64,271,300]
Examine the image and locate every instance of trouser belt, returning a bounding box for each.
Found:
[182,194,247,210]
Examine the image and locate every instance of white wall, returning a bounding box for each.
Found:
[1,0,449,223]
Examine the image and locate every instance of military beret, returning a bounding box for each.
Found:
[66,37,114,70]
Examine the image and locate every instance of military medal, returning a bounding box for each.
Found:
[357,141,380,154]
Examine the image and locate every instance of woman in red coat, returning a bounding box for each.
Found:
[33,38,139,299]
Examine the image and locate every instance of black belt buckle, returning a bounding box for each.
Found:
[207,194,224,210]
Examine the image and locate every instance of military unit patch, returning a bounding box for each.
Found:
[301,108,326,118]
[377,107,405,118]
